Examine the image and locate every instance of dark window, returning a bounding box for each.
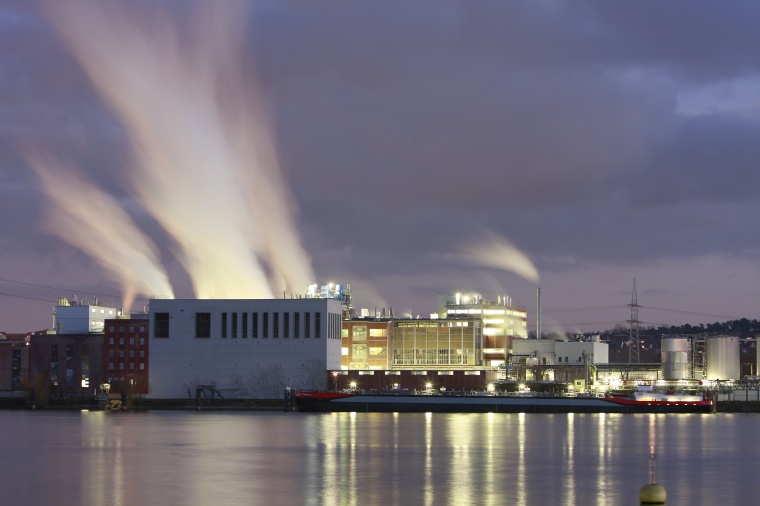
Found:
[242,313,248,338]
[50,345,58,386]
[231,312,238,338]
[196,312,211,338]
[221,313,228,338]
[273,313,279,338]
[305,313,311,338]
[294,312,300,338]
[252,313,258,338]
[315,312,321,338]
[65,344,74,388]
[283,312,289,338]
[11,349,21,387]
[154,313,170,338]
[263,313,269,338]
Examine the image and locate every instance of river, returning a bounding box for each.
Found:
[0,410,757,505]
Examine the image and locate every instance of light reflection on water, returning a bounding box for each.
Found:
[0,411,759,505]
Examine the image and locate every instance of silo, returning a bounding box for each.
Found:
[705,335,740,380]
[661,336,691,380]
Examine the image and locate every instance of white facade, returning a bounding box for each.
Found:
[555,342,608,365]
[512,340,609,366]
[149,298,343,398]
[54,304,119,334]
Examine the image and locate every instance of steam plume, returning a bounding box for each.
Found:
[27,152,174,308]
[464,231,540,282]
[43,1,314,299]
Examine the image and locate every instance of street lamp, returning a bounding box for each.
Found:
[332,372,338,392]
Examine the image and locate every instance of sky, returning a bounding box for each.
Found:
[2,0,760,334]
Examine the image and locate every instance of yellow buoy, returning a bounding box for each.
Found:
[639,483,667,504]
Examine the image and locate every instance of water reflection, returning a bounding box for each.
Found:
[2,411,760,505]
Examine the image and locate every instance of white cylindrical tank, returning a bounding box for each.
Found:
[661,336,691,380]
[705,335,740,380]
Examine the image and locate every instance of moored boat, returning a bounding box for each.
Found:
[294,390,713,414]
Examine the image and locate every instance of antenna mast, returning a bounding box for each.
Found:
[628,278,640,363]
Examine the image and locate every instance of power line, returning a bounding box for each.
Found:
[0,277,123,300]
[0,292,57,304]
[639,305,742,320]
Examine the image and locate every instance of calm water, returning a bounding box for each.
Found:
[0,410,757,505]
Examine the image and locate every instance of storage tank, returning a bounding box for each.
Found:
[705,335,740,380]
[661,336,691,380]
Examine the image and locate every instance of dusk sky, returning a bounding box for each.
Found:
[2,1,760,334]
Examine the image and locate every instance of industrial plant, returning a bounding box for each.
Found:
[0,282,758,407]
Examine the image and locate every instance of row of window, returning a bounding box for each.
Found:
[108,349,146,358]
[108,325,146,333]
[153,311,342,340]
[107,362,146,371]
[108,337,146,346]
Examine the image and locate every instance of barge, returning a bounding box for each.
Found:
[295,390,714,414]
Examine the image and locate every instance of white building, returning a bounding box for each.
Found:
[149,298,343,398]
[512,339,609,366]
[54,297,120,334]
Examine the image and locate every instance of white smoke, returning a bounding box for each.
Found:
[464,231,540,282]
[40,1,314,300]
[26,152,174,309]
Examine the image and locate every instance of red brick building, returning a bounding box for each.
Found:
[104,317,149,395]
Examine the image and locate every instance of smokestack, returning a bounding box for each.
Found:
[536,288,542,340]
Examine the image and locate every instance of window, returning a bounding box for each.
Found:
[109,326,114,332]
[231,312,238,338]
[283,312,289,338]
[273,313,279,338]
[129,326,135,332]
[65,345,73,388]
[129,363,135,370]
[252,313,258,338]
[129,350,135,358]
[139,350,145,358]
[140,363,145,370]
[129,337,135,345]
[369,329,387,337]
[119,350,125,358]
[221,313,228,338]
[242,313,248,338]
[109,363,114,371]
[119,363,124,370]
[139,337,145,346]
[305,313,311,338]
[139,326,145,332]
[315,312,321,338]
[262,313,269,338]
[154,313,169,338]
[109,337,114,345]
[294,312,300,338]
[120,337,124,345]
[108,350,115,358]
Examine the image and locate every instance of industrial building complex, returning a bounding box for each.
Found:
[0,284,757,405]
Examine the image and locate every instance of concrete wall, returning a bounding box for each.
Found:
[149,299,342,398]
[556,342,609,365]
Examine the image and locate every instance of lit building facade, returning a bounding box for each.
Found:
[148,298,343,398]
[341,320,392,370]
[53,297,121,334]
[392,319,483,368]
[438,293,528,366]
